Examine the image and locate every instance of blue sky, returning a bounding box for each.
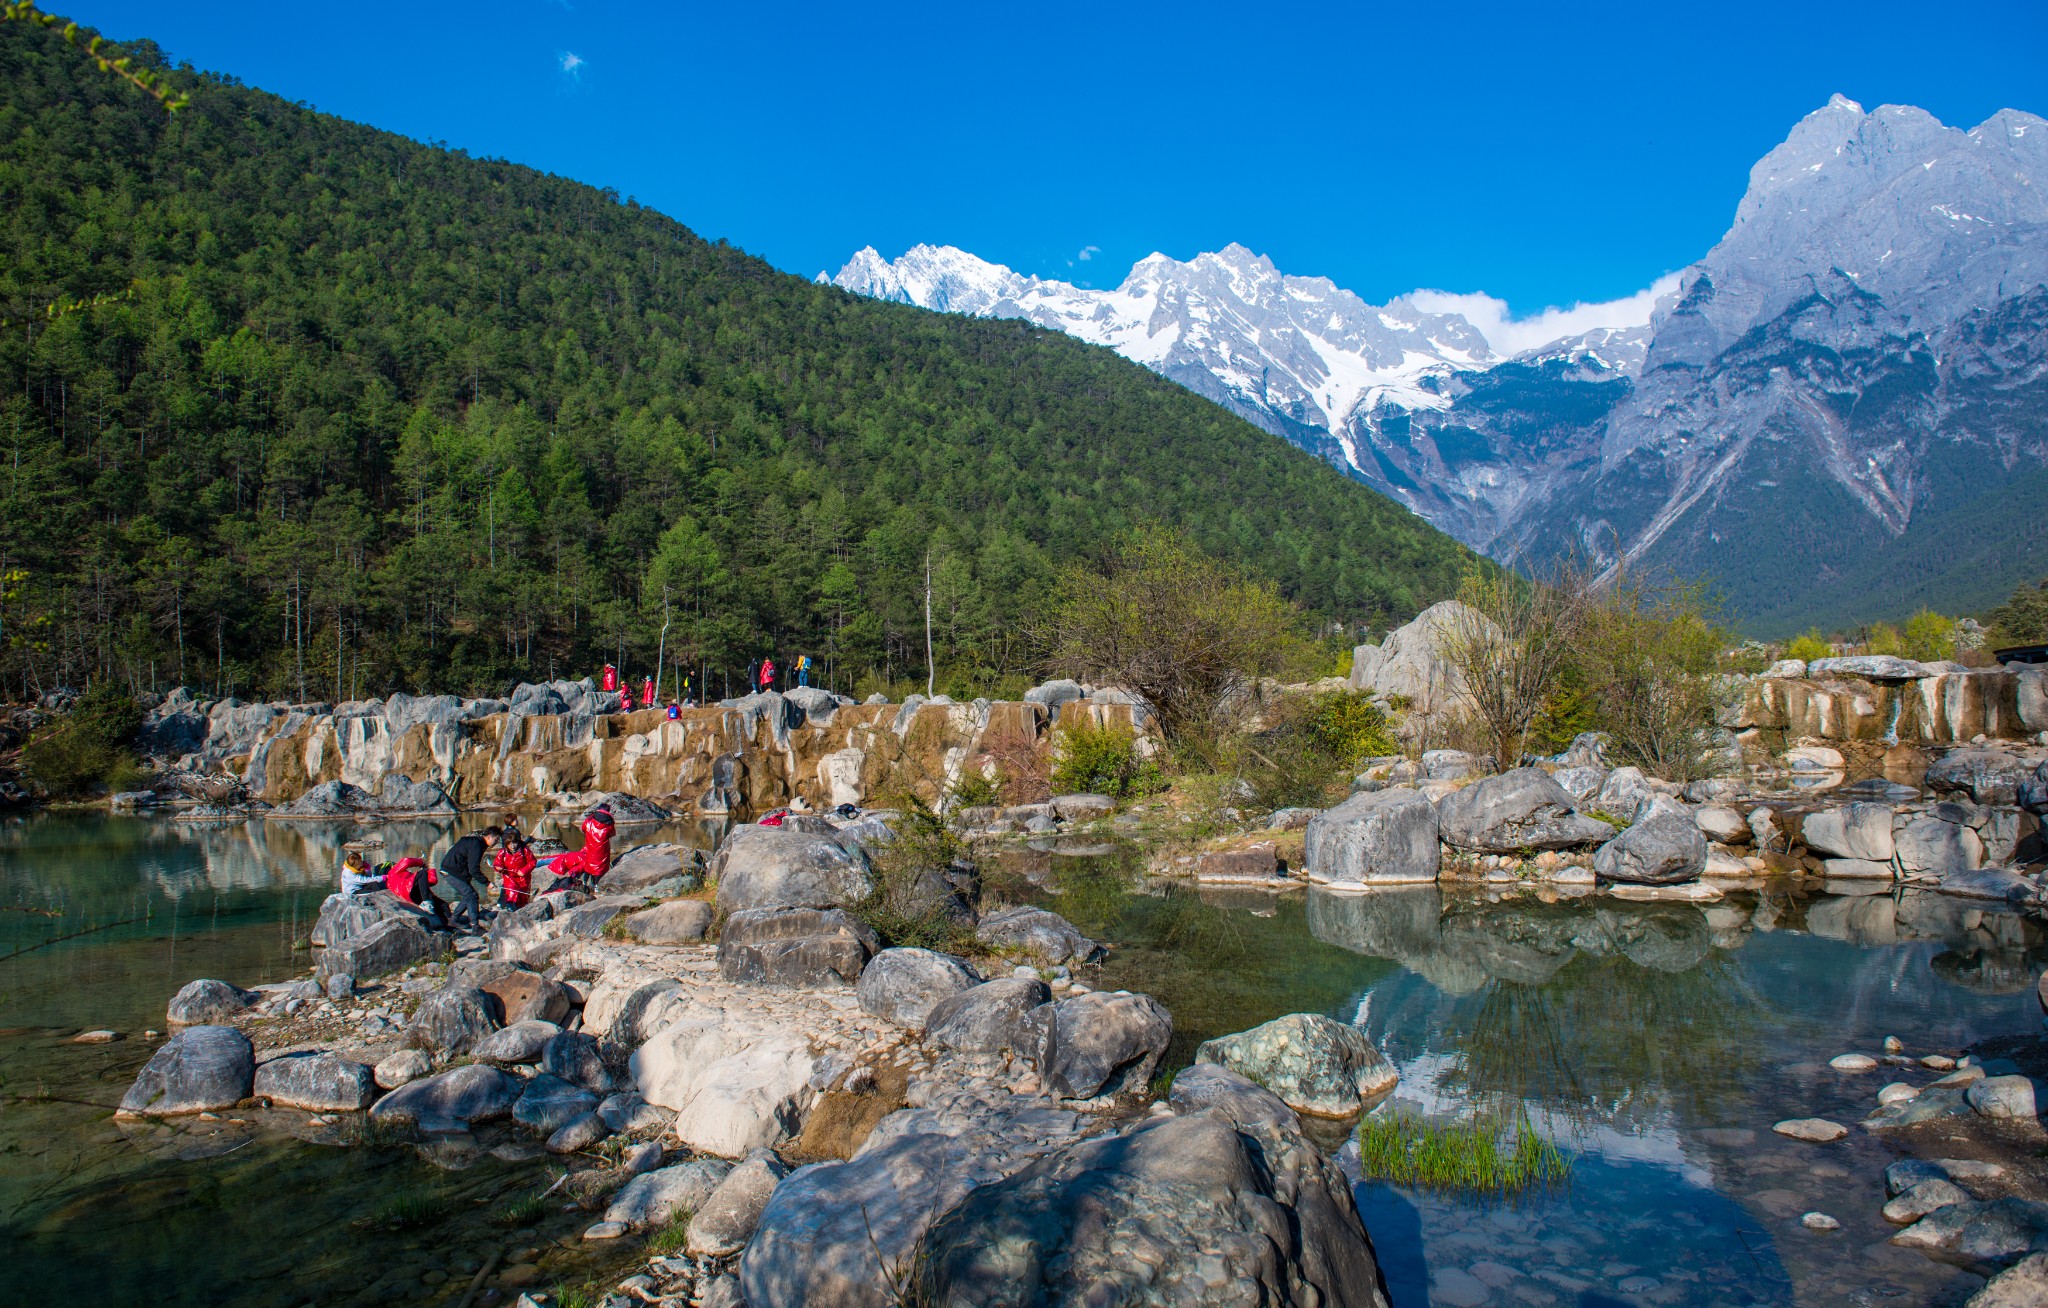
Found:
[71,0,2048,315]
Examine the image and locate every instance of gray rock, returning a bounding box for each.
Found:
[166,978,259,1026]
[1594,766,1656,820]
[472,1019,563,1064]
[718,906,878,988]
[622,1140,665,1175]
[318,915,441,981]
[1266,807,1318,831]
[1438,768,1615,853]
[1896,815,1984,875]
[513,1074,600,1134]
[271,779,375,817]
[701,1274,745,1308]
[622,898,713,945]
[1801,802,1896,861]
[1164,1062,1297,1130]
[973,905,1102,965]
[1967,1075,2039,1121]
[1891,1197,2048,1266]
[1302,788,1441,885]
[479,971,574,1026]
[540,1031,613,1093]
[1420,748,1481,780]
[1552,765,1608,805]
[1883,1178,1970,1224]
[1808,655,1930,681]
[1886,1158,1952,1195]
[323,972,354,1001]
[310,890,422,947]
[607,842,703,894]
[253,1051,376,1111]
[1771,1117,1847,1142]
[1049,793,1115,822]
[1023,679,1087,709]
[604,1159,735,1231]
[374,1048,431,1089]
[687,1149,790,1257]
[406,986,501,1057]
[713,825,874,913]
[368,1064,523,1127]
[855,947,982,1028]
[1694,804,1750,844]
[1925,750,2032,806]
[547,1110,609,1154]
[118,1026,254,1116]
[599,1091,671,1135]
[1865,1084,1973,1128]
[556,895,641,939]
[1194,1012,1398,1118]
[1971,1252,2048,1308]
[926,977,1053,1055]
[917,1109,1384,1308]
[1024,990,1171,1100]
[1594,798,1708,885]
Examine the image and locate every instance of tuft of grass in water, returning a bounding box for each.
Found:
[367,1185,452,1227]
[645,1209,695,1256]
[494,1191,549,1227]
[552,1286,601,1308]
[1355,1111,1572,1196]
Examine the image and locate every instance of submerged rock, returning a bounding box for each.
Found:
[1194,1012,1398,1118]
[253,1052,376,1111]
[118,1026,255,1116]
[369,1063,522,1128]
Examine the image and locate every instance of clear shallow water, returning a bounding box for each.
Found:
[2,816,2040,1307]
[997,849,2045,1307]
[0,810,716,1307]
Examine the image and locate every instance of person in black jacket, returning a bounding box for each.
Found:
[435,826,501,932]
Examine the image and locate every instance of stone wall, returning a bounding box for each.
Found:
[1735,666,2048,749]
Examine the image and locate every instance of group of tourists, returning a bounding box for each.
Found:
[597,653,814,715]
[336,804,617,934]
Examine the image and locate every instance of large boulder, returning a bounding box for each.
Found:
[631,1019,819,1156]
[1437,768,1615,853]
[271,779,374,818]
[1593,766,1655,820]
[557,895,642,939]
[541,1031,613,1094]
[917,1101,1385,1308]
[856,947,982,1028]
[253,1051,376,1111]
[1925,750,2032,806]
[480,971,573,1026]
[622,898,714,945]
[687,1149,790,1257]
[166,978,259,1027]
[406,987,502,1058]
[317,916,440,981]
[310,891,422,947]
[1348,599,1488,715]
[607,842,703,894]
[117,1026,254,1116]
[604,1159,735,1231]
[1024,990,1171,1100]
[718,906,878,988]
[472,1020,563,1064]
[1302,789,1441,886]
[712,825,874,913]
[513,1073,601,1135]
[368,1063,522,1128]
[1194,1012,1398,1118]
[372,774,457,815]
[1593,798,1708,885]
[1801,803,1897,862]
[926,977,1053,1055]
[1896,816,1984,876]
[973,905,1102,965]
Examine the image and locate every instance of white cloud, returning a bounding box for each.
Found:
[559,51,585,78]
[1077,244,1100,262]
[1404,273,1683,355]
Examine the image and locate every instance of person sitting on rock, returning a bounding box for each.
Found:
[434,826,501,932]
[665,699,680,720]
[543,805,615,893]
[382,855,446,930]
[494,828,537,909]
[339,850,382,897]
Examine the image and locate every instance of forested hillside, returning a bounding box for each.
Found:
[0,22,1469,702]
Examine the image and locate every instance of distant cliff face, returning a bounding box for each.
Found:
[836,98,2048,630]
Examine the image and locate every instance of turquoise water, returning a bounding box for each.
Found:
[1,816,2038,1306]
[999,850,2042,1307]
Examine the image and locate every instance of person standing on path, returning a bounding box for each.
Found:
[641,674,655,708]
[795,654,811,688]
[758,656,776,692]
[602,663,618,693]
[435,826,501,933]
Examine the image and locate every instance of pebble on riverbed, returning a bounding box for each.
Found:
[1800,1212,1841,1231]
[1773,1118,1849,1142]
[1829,1052,1878,1072]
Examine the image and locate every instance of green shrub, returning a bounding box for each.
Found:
[1786,630,1831,663]
[1049,719,1160,800]
[22,684,147,799]
[851,797,978,953]
[1299,690,1396,766]
[945,769,1003,811]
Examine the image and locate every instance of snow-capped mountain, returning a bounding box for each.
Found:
[830,97,2048,629]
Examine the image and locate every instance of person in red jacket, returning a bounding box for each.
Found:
[382,855,447,929]
[619,684,635,712]
[641,675,655,708]
[545,805,616,891]
[758,657,776,691]
[602,663,618,693]
[494,830,538,908]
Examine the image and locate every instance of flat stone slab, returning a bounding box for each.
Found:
[1772,1118,1848,1142]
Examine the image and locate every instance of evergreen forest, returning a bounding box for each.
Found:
[0,21,1470,704]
